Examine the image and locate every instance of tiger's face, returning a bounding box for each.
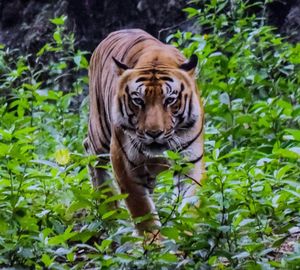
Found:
[112,56,200,156]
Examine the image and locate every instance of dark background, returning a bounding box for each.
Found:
[0,0,299,54]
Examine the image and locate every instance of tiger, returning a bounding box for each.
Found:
[84,29,205,236]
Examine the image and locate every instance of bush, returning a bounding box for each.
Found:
[0,1,299,268]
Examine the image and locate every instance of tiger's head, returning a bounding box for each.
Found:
[112,53,201,156]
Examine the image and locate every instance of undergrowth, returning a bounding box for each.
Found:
[0,1,299,269]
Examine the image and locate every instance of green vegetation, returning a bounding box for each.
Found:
[0,1,300,269]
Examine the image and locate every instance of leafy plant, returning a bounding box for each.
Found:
[0,1,300,268]
[167,0,300,268]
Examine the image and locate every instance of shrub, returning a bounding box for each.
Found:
[0,1,299,268]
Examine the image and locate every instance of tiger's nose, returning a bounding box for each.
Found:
[145,130,164,138]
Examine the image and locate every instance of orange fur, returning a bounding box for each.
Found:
[84,29,205,235]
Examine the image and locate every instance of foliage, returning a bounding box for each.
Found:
[0,0,300,268]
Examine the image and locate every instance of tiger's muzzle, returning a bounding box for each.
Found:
[137,129,172,155]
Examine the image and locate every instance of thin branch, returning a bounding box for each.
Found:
[144,173,182,253]
[183,173,202,187]
[158,19,191,40]
[204,177,226,261]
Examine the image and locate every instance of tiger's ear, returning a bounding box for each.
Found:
[112,57,129,75]
[179,54,198,75]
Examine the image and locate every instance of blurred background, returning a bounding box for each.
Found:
[0,0,300,54]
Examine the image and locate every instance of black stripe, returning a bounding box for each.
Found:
[176,115,184,127]
[188,153,203,164]
[173,90,182,116]
[137,83,144,89]
[122,95,133,117]
[88,135,98,152]
[139,69,168,75]
[180,83,184,92]
[128,116,135,128]
[129,137,144,155]
[127,47,145,64]
[98,112,110,143]
[102,76,113,138]
[98,156,110,161]
[119,97,124,117]
[178,94,187,116]
[179,118,197,129]
[121,124,135,132]
[165,82,172,94]
[91,124,110,150]
[121,95,136,129]
[179,122,204,151]
[188,94,193,119]
[89,124,110,151]
[176,94,188,127]
[99,139,110,151]
[136,77,148,82]
[125,85,134,112]
[120,37,148,62]
[125,85,130,94]
[95,87,111,142]
[182,94,188,116]
[127,99,136,115]
[97,98,110,141]
[102,36,124,67]
[104,112,112,137]
[160,76,174,82]
[115,133,137,167]
[127,94,136,111]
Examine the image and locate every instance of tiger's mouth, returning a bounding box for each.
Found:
[143,141,169,155]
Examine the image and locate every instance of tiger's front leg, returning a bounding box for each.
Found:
[110,133,161,235]
[121,182,161,235]
[180,150,205,214]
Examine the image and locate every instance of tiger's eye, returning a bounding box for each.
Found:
[165,97,176,105]
[132,97,144,106]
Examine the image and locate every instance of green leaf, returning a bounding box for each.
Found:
[282,189,300,199]
[182,7,199,18]
[74,53,89,69]
[48,226,77,245]
[116,253,135,263]
[158,253,178,263]
[161,227,179,240]
[53,31,62,44]
[96,239,113,252]
[103,193,128,204]
[41,254,54,267]
[0,143,9,157]
[50,16,67,25]
[273,148,300,159]
[164,150,181,160]
[70,231,95,243]
[102,210,118,220]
